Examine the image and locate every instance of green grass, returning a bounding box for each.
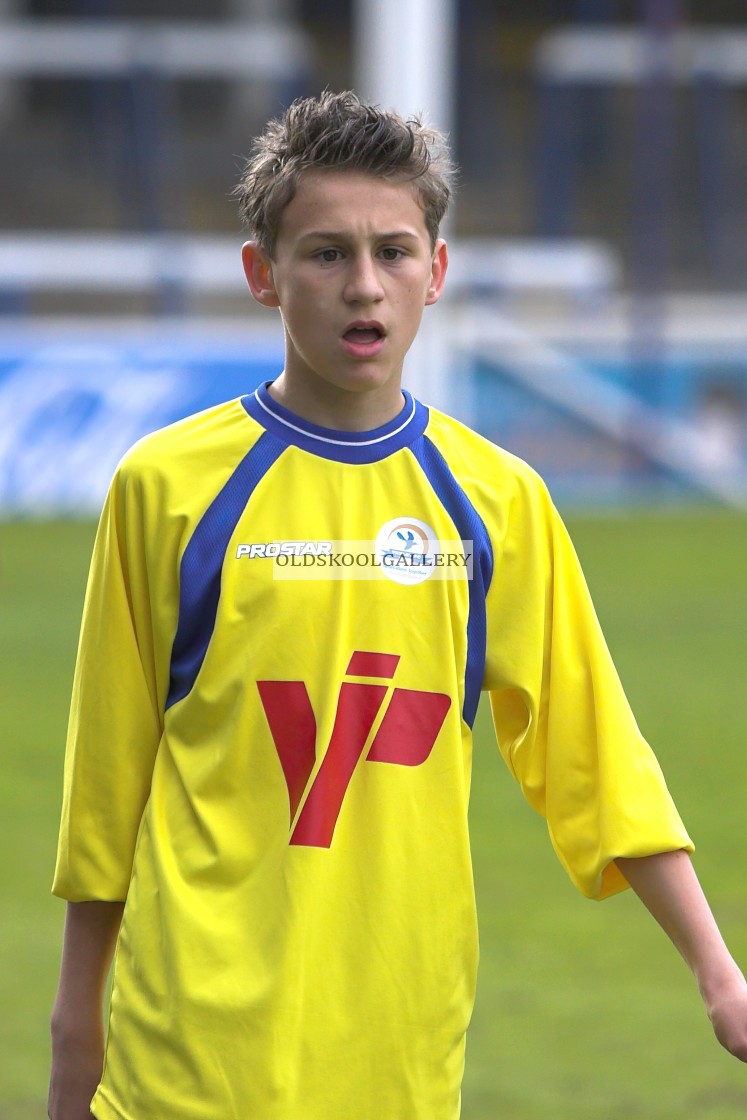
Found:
[465,511,747,1119]
[2,512,747,1119]
[0,519,96,1114]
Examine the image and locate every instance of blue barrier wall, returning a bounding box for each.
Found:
[471,351,747,504]
[0,326,283,515]
[2,324,746,514]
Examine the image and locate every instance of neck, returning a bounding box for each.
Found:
[267,371,405,432]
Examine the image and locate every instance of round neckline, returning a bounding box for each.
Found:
[241,381,429,464]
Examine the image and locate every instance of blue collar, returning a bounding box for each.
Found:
[241,382,429,464]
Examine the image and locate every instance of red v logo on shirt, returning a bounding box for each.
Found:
[257,651,451,848]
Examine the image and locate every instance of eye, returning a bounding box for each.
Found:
[316,248,343,263]
[380,246,405,262]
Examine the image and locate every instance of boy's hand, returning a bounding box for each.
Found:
[705,976,747,1063]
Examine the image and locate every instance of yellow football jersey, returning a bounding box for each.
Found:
[53,384,692,1120]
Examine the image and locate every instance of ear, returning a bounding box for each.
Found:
[241,241,280,308]
[425,239,448,306]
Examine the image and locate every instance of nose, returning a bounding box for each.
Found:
[343,253,385,305]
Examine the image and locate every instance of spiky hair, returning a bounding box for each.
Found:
[234,89,454,254]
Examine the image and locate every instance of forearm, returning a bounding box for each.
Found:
[51,900,125,1035]
[49,901,125,1120]
[616,849,747,1061]
[615,850,741,997]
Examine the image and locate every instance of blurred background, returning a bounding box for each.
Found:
[1,0,747,507]
[1,3,747,1119]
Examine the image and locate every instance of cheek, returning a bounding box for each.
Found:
[403,267,435,304]
[287,284,335,319]
[281,300,332,354]
[391,277,424,308]
[400,281,430,318]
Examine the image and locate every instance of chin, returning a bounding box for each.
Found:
[329,367,400,394]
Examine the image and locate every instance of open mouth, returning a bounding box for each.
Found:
[343,326,384,345]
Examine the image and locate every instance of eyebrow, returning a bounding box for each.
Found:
[298,230,421,244]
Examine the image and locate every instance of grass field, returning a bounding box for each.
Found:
[2,512,747,1119]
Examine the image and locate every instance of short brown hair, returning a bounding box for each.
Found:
[234,90,454,255]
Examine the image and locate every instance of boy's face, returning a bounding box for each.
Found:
[242,170,447,410]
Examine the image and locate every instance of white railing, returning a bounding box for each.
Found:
[0,233,620,303]
[535,26,747,85]
[0,19,312,79]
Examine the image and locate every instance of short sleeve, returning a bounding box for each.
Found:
[52,462,165,901]
[485,474,693,900]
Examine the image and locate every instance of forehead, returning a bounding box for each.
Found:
[276,170,429,244]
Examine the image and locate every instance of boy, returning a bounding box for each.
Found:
[49,91,747,1120]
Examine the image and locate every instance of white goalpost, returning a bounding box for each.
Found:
[352,0,458,408]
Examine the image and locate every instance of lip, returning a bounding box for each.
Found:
[340,320,387,360]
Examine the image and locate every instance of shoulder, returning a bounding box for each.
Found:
[422,405,552,519]
[118,396,262,485]
[100,397,270,550]
[107,396,267,516]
